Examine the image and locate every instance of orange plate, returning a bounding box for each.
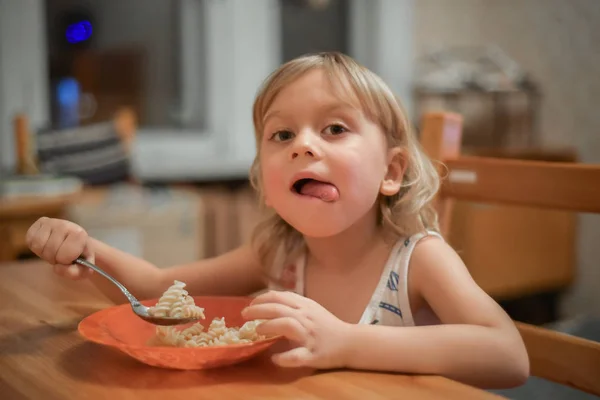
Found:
[78,296,281,370]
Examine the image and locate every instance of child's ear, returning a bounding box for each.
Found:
[380,147,407,196]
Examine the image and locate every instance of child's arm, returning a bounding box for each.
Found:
[90,239,265,303]
[26,217,266,304]
[342,237,529,389]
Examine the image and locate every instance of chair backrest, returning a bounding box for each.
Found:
[13,108,137,185]
[418,111,600,396]
[515,320,600,395]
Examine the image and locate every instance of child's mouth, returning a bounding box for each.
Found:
[291,178,339,202]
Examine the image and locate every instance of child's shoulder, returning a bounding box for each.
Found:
[407,230,472,296]
[403,230,443,248]
[392,230,447,281]
[408,230,459,270]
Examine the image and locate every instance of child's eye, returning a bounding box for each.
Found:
[324,124,347,136]
[270,130,294,142]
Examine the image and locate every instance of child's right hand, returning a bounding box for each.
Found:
[26,217,95,280]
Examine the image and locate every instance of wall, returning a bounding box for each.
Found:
[350,0,415,116]
[0,0,49,172]
[415,0,600,318]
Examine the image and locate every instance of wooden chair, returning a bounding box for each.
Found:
[419,111,600,395]
[14,107,137,176]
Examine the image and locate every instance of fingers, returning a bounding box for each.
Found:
[55,228,88,265]
[81,241,95,265]
[27,217,55,259]
[256,317,308,343]
[53,228,92,279]
[244,292,315,346]
[272,346,314,368]
[25,217,44,247]
[42,228,68,265]
[250,290,308,308]
[26,217,93,280]
[54,264,74,278]
[243,302,297,321]
[29,221,52,258]
[53,263,93,280]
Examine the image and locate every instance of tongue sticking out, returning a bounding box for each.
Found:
[299,180,339,202]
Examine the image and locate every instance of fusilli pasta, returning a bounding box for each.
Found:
[147,280,205,319]
[155,317,265,347]
[150,280,266,347]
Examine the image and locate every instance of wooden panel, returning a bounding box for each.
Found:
[467,146,578,162]
[419,112,464,237]
[198,188,241,258]
[0,214,65,262]
[448,202,576,299]
[13,113,38,175]
[516,321,600,396]
[0,193,80,219]
[236,187,262,244]
[419,112,463,162]
[442,156,600,213]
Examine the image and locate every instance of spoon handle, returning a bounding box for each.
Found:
[75,257,141,307]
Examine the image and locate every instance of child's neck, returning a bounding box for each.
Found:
[303,207,388,272]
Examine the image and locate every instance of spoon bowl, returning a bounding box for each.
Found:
[130,302,200,326]
[74,257,201,326]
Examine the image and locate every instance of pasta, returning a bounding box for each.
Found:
[149,280,266,347]
[147,280,205,319]
[155,317,265,347]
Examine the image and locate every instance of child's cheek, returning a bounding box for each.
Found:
[261,164,286,206]
[338,159,366,193]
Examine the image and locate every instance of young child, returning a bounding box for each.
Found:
[25,52,528,389]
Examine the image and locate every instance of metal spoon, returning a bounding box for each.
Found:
[74,257,199,326]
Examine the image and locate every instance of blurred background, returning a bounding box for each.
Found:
[0,0,598,342]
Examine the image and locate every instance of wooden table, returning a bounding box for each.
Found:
[0,260,504,399]
[0,192,80,262]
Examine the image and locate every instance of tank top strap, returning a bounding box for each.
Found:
[358,230,444,326]
[267,243,306,294]
[390,230,444,326]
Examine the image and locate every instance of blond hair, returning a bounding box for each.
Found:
[249,52,440,274]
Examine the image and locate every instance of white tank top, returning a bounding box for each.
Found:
[268,230,443,327]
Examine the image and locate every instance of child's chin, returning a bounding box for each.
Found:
[276,208,356,238]
[293,220,352,238]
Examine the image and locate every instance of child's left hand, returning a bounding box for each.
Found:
[242,290,352,369]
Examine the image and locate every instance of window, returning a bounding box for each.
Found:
[279,0,349,62]
[46,0,207,132]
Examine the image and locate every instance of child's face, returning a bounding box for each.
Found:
[259,69,403,238]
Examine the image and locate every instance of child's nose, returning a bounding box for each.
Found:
[290,131,321,160]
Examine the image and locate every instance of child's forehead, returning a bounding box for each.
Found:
[268,69,367,114]
[284,68,361,99]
